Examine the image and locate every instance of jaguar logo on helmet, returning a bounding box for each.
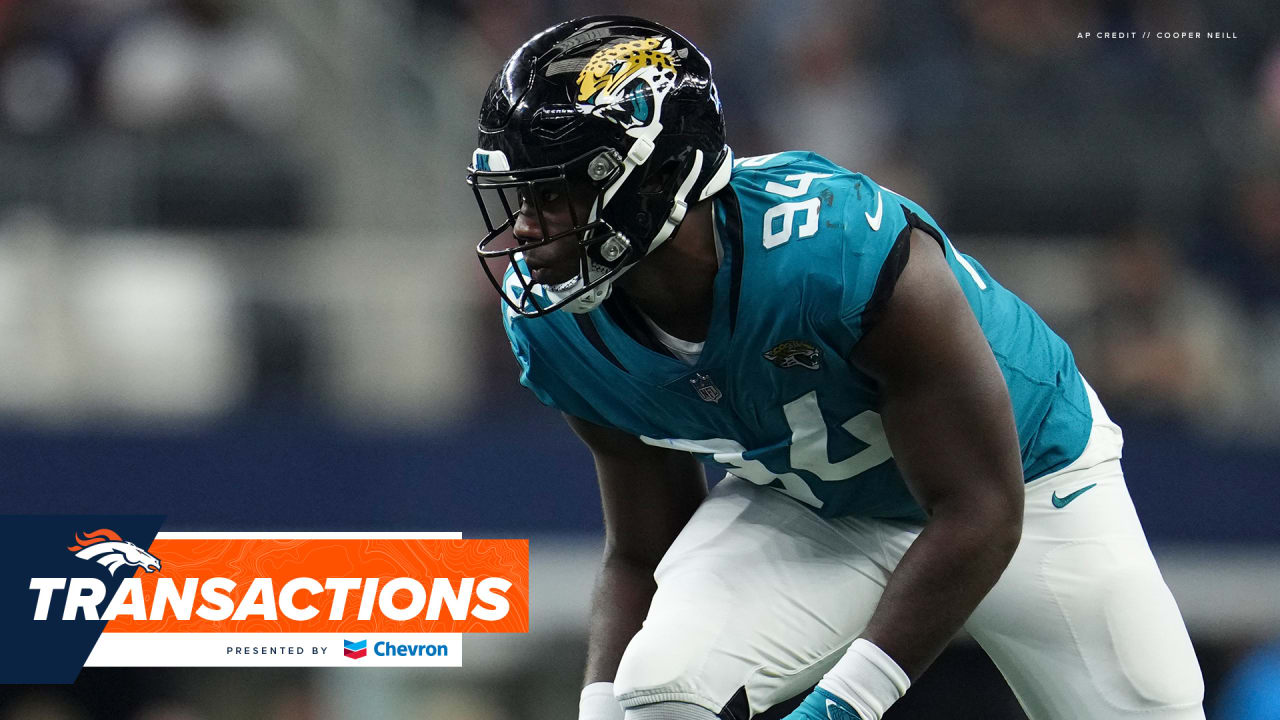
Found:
[575,37,680,131]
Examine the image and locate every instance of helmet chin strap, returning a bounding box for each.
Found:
[547,264,614,314]
[551,142,733,315]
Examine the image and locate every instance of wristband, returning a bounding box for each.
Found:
[580,681,625,720]
[816,638,911,720]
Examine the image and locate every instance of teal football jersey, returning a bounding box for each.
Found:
[502,151,1092,521]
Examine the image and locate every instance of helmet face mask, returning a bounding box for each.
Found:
[467,15,732,318]
[470,145,636,318]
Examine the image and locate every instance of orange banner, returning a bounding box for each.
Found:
[101,538,528,633]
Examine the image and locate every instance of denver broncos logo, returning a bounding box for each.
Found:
[575,37,678,130]
[764,340,822,371]
[68,529,162,576]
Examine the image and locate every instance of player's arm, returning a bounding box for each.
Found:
[853,227,1025,675]
[785,228,1025,720]
[564,413,708,718]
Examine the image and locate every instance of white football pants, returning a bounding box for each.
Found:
[613,384,1206,719]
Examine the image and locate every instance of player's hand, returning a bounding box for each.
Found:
[781,687,863,720]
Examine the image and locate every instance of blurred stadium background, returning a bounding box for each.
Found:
[1,0,1278,717]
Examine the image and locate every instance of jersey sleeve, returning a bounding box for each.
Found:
[501,304,613,427]
[837,176,913,346]
[502,308,557,408]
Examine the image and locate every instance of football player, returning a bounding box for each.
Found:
[466,16,1206,720]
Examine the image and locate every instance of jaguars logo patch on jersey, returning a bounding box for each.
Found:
[764,340,822,371]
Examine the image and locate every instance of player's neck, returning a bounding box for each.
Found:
[618,200,718,343]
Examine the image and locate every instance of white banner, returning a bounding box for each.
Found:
[86,633,462,667]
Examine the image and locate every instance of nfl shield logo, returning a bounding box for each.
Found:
[689,373,722,404]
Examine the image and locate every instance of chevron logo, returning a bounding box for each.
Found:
[344,639,367,659]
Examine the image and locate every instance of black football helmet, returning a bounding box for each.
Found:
[467,15,732,317]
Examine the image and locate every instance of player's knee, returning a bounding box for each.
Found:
[1046,541,1204,711]
[614,618,720,708]
[614,568,739,709]
[1101,562,1204,708]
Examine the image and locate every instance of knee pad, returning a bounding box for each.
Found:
[614,614,724,711]
[1100,562,1204,708]
[1045,541,1204,711]
[614,573,734,713]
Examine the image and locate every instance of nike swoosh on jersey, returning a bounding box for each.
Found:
[1051,482,1098,508]
[865,191,883,231]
